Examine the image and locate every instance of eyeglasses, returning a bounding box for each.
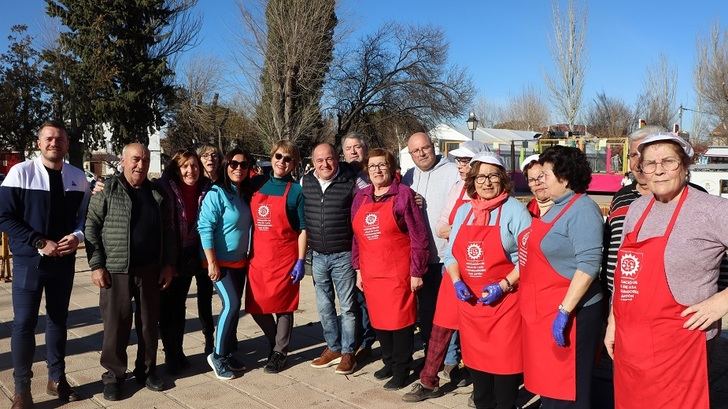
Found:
[368,163,388,171]
[639,158,681,174]
[274,152,293,163]
[228,160,249,170]
[455,157,472,165]
[408,145,433,156]
[527,172,546,185]
[201,153,219,159]
[474,173,500,185]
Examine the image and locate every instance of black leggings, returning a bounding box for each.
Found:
[376,325,414,378]
[470,369,521,409]
[541,299,604,409]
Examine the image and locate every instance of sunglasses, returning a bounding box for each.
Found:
[228,160,248,170]
[274,152,293,163]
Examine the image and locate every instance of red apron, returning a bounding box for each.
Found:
[613,188,709,409]
[352,198,416,330]
[519,194,581,400]
[433,185,469,329]
[246,182,300,314]
[454,206,522,374]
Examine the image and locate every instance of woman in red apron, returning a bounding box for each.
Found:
[443,152,531,409]
[605,134,728,408]
[521,154,553,218]
[351,148,430,391]
[246,140,307,374]
[404,140,489,402]
[519,146,605,409]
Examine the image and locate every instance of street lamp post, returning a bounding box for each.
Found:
[466,112,478,140]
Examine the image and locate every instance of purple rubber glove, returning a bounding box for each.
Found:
[479,282,504,305]
[552,309,570,347]
[290,259,305,284]
[453,280,473,301]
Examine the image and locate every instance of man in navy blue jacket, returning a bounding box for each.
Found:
[0,121,90,408]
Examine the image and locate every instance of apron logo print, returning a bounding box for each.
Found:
[364,213,378,226]
[258,205,270,218]
[520,231,530,247]
[620,253,641,278]
[466,243,483,260]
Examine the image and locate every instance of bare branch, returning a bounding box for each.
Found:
[544,0,587,131]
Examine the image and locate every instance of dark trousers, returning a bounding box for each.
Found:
[251,312,294,354]
[416,263,442,349]
[471,369,521,409]
[11,261,74,392]
[194,269,215,338]
[213,267,246,356]
[355,288,376,350]
[159,274,193,362]
[376,325,415,378]
[541,299,604,409]
[100,265,160,384]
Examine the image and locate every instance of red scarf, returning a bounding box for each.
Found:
[470,191,509,226]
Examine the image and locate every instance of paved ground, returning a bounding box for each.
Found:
[0,256,727,409]
[0,257,477,409]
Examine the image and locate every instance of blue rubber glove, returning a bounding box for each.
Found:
[453,280,473,301]
[479,282,504,305]
[552,309,570,347]
[290,259,305,284]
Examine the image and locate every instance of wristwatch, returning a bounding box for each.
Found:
[34,238,47,250]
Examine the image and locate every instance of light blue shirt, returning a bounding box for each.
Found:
[444,196,531,270]
[198,184,252,262]
[539,190,604,306]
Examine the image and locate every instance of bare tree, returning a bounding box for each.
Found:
[636,54,677,129]
[585,92,636,137]
[496,85,550,131]
[695,23,728,144]
[238,0,337,152]
[327,22,475,145]
[689,96,712,143]
[472,95,502,129]
[544,0,587,132]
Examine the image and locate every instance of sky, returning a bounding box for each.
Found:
[1,0,727,133]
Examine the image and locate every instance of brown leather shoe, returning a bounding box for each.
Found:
[47,378,81,402]
[310,347,342,368]
[11,391,32,409]
[335,353,356,375]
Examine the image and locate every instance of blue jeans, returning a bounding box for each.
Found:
[444,330,460,366]
[312,251,357,354]
[356,288,376,350]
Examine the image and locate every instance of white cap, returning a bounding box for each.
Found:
[638,132,694,157]
[449,140,489,158]
[469,152,505,169]
[520,154,540,172]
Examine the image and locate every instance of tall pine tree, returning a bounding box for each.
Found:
[0,25,46,152]
[46,0,199,151]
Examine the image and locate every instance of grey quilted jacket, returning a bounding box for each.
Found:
[84,175,176,273]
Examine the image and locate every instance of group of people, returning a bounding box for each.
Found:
[1,120,727,409]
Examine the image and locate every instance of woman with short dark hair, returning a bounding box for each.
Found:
[519,145,605,408]
[351,148,429,390]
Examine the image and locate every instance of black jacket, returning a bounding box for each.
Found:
[302,162,358,254]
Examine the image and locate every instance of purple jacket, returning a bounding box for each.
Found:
[351,179,429,277]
